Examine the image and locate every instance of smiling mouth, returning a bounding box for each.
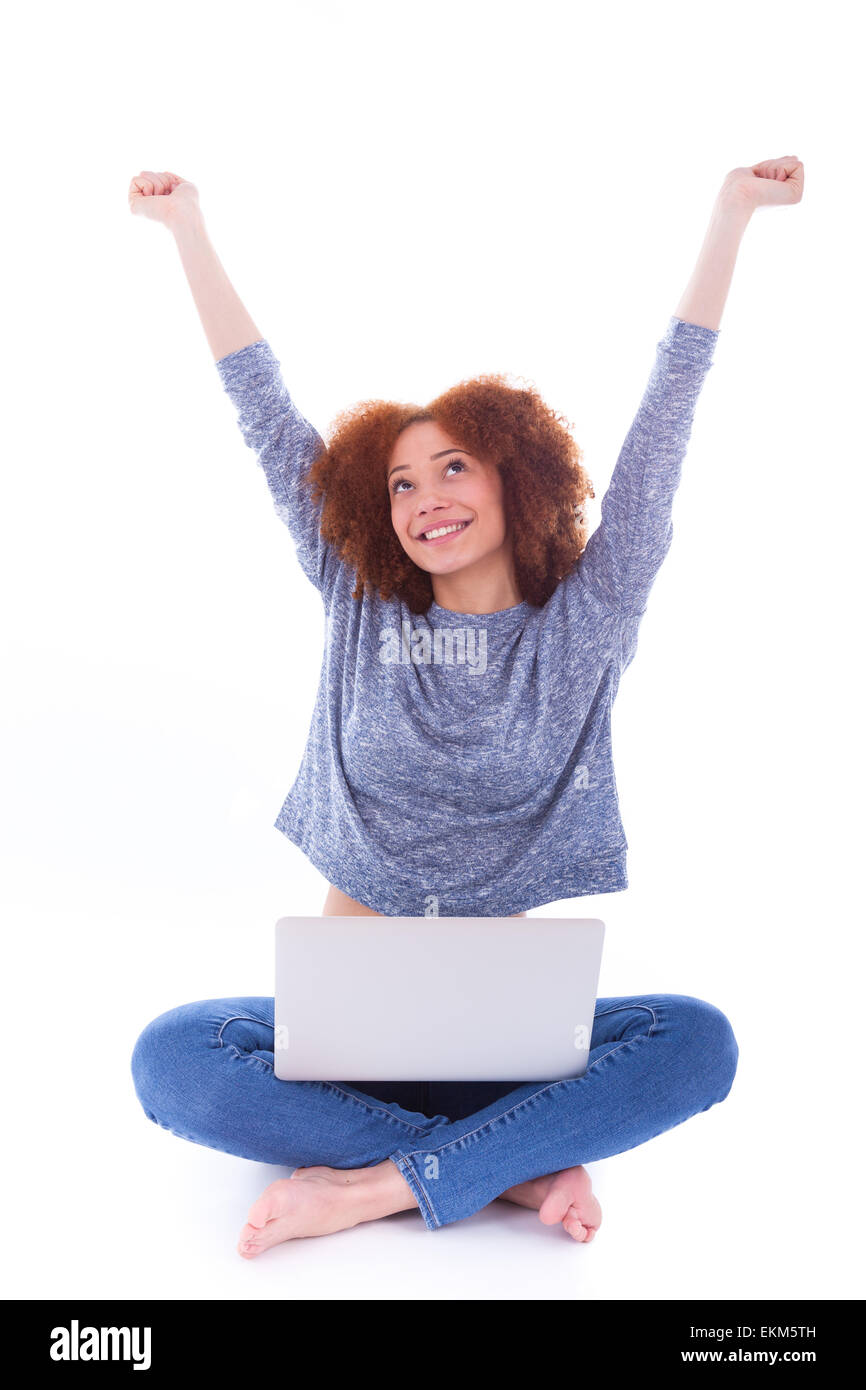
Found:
[417,520,472,543]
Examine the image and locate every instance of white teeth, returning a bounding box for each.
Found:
[422,522,468,540]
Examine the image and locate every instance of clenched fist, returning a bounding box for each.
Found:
[128,170,200,227]
[721,156,805,211]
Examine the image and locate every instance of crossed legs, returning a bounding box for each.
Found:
[131,992,738,1254]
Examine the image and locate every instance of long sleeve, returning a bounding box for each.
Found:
[576,316,719,618]
[216,339,337,596]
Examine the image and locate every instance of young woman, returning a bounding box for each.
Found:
[128,157,803,1257]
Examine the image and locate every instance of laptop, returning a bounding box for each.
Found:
[274,915,604,1081]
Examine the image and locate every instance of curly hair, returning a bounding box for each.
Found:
[306,370,595,613]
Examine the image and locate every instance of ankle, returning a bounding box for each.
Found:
[354,1160,419,1218]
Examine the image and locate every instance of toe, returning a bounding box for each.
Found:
[245,1195,275,1231]
[563,1212,587,1241]
[245,1177,294,1232]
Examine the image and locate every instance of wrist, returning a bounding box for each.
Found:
[714,180,755,227]
[168,206,207,244]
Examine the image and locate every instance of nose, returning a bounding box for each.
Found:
[413,496,451,528]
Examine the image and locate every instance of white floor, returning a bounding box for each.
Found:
[4,889,861,1301]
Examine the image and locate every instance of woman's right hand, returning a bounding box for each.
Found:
[128,170,200,228]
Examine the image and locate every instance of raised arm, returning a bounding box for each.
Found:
[128,170,262,361]
[128,170,336,595]
[675,155,804,331]
[577,156,804,619]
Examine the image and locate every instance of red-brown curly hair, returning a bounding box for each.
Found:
[306,370,595,613]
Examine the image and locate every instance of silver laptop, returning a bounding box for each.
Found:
[274,915,604,1081]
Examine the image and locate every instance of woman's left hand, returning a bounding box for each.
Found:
[720,156,805,212]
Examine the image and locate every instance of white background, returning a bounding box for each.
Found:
[2,0,863,1300]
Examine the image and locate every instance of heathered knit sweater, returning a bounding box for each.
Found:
[216,315,719,916]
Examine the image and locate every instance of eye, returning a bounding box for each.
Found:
[389,456,466,495]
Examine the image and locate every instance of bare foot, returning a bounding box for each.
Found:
[237,1161,418,1258]
[498,1165,602,1242]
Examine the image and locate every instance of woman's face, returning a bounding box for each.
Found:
[387,420,510,577]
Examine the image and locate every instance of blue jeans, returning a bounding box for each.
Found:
[130,993,738,1231]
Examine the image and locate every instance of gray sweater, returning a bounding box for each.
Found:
[216,315,719,916]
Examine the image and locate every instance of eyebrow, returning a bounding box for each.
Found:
[387,448,470,480]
